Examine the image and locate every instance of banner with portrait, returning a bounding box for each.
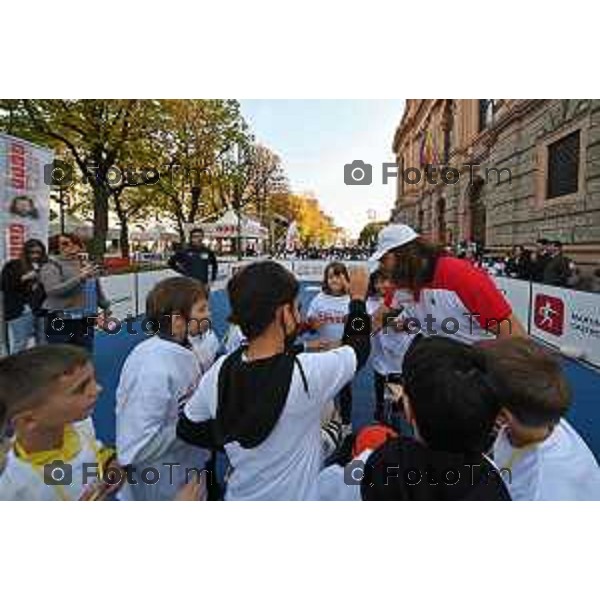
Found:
[0,133,53,264]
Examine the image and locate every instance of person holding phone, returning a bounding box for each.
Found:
[1,239,48,354]
[366,269,413,424]
[40,234,111,351]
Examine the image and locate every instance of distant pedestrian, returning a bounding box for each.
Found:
[505,245,531,280]
[40,234,110,351]
[530,238,551,282]
[543,241,571,287]
[1,239,48,354]
[168,228,218,286]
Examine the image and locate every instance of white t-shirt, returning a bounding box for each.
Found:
[184,346,357,501]
[493,420,600,501]
[116,336,209,501]
[0,418,104,501]
[367,297,413,376]
[317,449,372,501]
[190,330,220,375]
[407,257,512,347]
[306,292,350,341]
[223,324,247,355]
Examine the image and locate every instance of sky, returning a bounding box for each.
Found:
[239,100,404,238]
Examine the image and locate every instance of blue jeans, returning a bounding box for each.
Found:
[7,310,35,354]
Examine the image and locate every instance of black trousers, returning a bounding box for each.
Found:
[337,383,353,425]
[373,371,387,422]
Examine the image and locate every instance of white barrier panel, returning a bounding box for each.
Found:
[97,264,600,370]
[493,276,532,330]
[100,273,136,321]
[217,259,370,280]
[290,260,329,280]
[101,269,180,322]
[530,283,600,367]
[136,269,180,314]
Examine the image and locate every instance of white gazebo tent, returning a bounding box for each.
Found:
[202,210,268,255]
[130,224,179,256]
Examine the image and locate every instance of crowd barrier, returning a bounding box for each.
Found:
[1,260,599,369]
[485,276,600,369]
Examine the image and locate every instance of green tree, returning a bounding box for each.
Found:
[358,221,386,246]
[0,99,162,258]
[152,99,249,241]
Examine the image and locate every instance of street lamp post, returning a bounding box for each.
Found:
[236,204,242,261]
[234,143,243,261]
[58,187,65,235]
[51,187,67,235]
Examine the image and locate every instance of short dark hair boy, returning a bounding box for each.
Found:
[0,345,119,501]
[178,260,371,500]
[361,337,510,501]
[227,261,299,340]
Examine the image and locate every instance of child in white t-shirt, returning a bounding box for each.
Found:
[177,260,371,500]
[485,338,600,500]
[306,262,354,435]
[0,345,121,501]
[366,270,415,423]
[191,329,220,375]
[116,277,211,501]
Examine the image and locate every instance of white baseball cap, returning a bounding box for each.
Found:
[370,224,419,261]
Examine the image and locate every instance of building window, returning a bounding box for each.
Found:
[398,156,405,196]
[417,208,424,233]
[479,100,495,132]
[546,130,580,199]
[443,100,454,163]
[437,197,446,244]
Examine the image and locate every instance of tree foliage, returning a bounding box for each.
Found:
[0,99,341,256]
[358,221,386,247]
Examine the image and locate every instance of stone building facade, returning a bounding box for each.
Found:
[391,99,600,266]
